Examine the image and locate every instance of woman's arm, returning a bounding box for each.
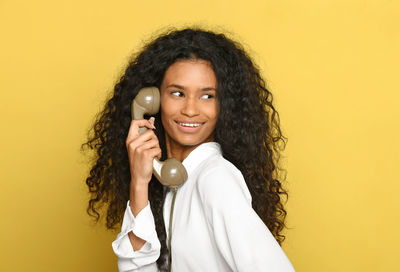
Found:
[128,181,150,251]
[111,118,161,271]
[112,198,160,272]
[197,162,295,272]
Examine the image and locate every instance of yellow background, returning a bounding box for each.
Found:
[1,0,399,271]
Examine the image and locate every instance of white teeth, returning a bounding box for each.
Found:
[179,122,202,127]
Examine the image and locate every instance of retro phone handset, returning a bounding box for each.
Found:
[131,87,187,272]
[131,86,188,189]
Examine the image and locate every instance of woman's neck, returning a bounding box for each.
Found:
[164,134,214,162]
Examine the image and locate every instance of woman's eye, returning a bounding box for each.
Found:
[201,94,214,99]
[171,91,184,97]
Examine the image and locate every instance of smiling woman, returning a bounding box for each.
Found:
[161,59,219,161]
[82,27,294,272]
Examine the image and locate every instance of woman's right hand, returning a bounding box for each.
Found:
[125,118,161,187]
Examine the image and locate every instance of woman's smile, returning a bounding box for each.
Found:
[175,120,205,133]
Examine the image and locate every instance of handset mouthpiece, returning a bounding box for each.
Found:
[153,158,188,189]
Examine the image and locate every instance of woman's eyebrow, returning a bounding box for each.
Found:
[166,84,216,91]
[201,87,217,91]
[166,84,185,89]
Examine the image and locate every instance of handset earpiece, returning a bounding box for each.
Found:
[131,87,188,189]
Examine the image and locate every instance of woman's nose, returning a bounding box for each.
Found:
[181,97,199,117]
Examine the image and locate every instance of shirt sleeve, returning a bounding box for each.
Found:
[112,201,160,272]
[197,164,295,272]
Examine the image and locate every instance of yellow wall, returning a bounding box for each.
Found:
[1,0,399,271]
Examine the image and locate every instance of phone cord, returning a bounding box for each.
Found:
[168,188,177,272]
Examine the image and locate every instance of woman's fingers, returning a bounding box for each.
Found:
[126,124,157,147]
[144,147,162,161]
[126,119,156,143]
[126,122,160,161]
[135,138,160,154]
[125,117,161,183]
[126,129,158,152]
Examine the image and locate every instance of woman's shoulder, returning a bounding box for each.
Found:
[194,154,252,206]
[200,153,242,177]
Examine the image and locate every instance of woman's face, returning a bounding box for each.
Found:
[160,59,219,154]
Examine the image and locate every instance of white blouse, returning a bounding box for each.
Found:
[112,142,295,272]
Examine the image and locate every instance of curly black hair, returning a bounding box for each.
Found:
[81,27,288,271]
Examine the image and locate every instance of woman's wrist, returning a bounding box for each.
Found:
[129,179,149,216]
[130,176,149,188]
[130,175,150,187]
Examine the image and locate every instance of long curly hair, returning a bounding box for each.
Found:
[82,27,288,270]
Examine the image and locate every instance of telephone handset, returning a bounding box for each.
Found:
[131,87,188,190]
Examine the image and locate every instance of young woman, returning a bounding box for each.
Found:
[82,28,295,271]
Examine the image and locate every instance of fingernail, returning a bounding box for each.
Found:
[149,117,156,129]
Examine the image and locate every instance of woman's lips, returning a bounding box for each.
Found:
[174,120,205,133]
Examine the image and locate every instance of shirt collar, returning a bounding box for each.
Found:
[182,142,222,177]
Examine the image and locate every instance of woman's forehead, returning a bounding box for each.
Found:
[161,59,217,90]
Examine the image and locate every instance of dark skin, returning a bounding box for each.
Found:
[126,59,219,250]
